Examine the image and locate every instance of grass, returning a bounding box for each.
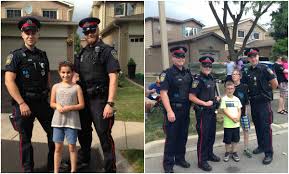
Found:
[120,149,144,173]
[145,108,224,143]
[115,78,144,122]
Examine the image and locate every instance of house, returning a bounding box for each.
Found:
[91,1,144,74]
[202,18,274,57]
[145,17,226,74]
[1,1,78,70]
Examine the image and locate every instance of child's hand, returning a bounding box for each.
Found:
[232,117,239,123]
[61,106,70,113]
[56,104,64,113]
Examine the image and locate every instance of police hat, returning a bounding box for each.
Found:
[17,17,41,31]
[79,17,100,33]
[244,47,259,57]
[199,53,215,67]
[170,46,187,58]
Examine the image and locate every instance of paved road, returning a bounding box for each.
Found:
[145,128,288,173]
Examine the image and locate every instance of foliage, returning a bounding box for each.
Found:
[270,1,288,40]
[120,150,144,173]
[272,38,288,56]
[74,33,81,55]
[127,58,136,66]
[209,1,275,60]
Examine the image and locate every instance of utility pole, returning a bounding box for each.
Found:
[158,1,169,69]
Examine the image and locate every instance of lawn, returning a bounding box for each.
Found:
[115,78,144,122]
[120,149,144,173]
[145,108,224,143]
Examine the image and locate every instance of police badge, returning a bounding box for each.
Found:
[192,80,199,88]
[5,54,13,65]
[160,72,166,82]
[111,50,118,59]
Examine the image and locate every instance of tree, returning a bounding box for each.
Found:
[209,1,275,60]
[270,1,288,55]
[74,33,81,55]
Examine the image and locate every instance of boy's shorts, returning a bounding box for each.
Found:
[240,115,250,131]
[53,127,78,144]
[223,127,240,144]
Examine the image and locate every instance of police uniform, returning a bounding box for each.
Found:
[160,46,192,173]
[75,17,120,172]
[4,17,54,172]
[190,54,220,171]
[241,48,275,164]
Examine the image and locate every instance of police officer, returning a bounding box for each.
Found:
[4,17,54,172]
[74,17,120,172]
[160,46,192,173]
[241,48,278,165]
[189,54,221,171]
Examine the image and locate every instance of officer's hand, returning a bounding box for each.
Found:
[205,101,213,107]
[215,96,221,101]
[20,102,31,117]
[151,89,156,93]
[56,104,64,113]
[72,73,79,84]
[167,111,176,122]
[103,104,114,119]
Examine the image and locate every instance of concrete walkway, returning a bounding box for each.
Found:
[145,123,288,173]
[1,113,144,172]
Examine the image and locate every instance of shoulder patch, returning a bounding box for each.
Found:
[267,68,274,75]
[5,54,13,65]
[192,79,199,88]
[111,50,118,59]
[160,72,166,82]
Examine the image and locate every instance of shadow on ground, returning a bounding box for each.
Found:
[1,140,104,173]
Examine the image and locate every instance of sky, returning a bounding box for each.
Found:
[145,1,280,29]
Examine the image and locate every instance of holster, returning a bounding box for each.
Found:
[24,89,49,101]
[9,113,18,131]
[86,85,107,97]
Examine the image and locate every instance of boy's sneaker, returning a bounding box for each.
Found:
[232,152,240,162]
[243,149,252,158]
[223,152,230,162]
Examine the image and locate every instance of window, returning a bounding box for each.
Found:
[130,36,144,43]
[238,30,245,38]
[43,10,57,19]
[184,27,198,37]
[114,3,135,16]
[114,3,126,16]
[253,32,260,40]
[6,9,21,18]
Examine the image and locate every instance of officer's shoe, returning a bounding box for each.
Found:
[175,160,190,168]
[198,162,212,172]
[164,167,174,173]
[262,155,273,165]
[252,147,264,154]
[77,160,90,170]
[208,154,221,162]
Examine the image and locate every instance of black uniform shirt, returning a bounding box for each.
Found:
[74,41,120,74]
[242,64,276,98]
[190,72,216,101]
[160,65,192,103]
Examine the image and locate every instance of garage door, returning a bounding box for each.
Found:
[128,36,144,73]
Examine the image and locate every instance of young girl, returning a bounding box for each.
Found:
[50,61,85,173]
[231,68,252,158]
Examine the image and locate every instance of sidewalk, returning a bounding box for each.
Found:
[145,123,288,173]
[1,113,144,172]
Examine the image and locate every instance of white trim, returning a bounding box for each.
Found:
[57,0,74,7]
[114,2,126,17]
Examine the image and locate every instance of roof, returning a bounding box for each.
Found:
[100,14,144,35]
[145,16,205,27]
[203,18,267,32]
[246,39,276,47]
[1,16,78,26]
[57,1,74,7]
[151,32,227,48]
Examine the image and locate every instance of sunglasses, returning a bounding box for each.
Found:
[202,64,212,68]
[83,29,97,36]
[23,30,37,35]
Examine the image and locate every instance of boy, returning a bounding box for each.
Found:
[220,81,242,162]
[232,68,252,158]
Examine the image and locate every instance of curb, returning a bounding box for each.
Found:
[125,77,144,89]
[145,123,288,155]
